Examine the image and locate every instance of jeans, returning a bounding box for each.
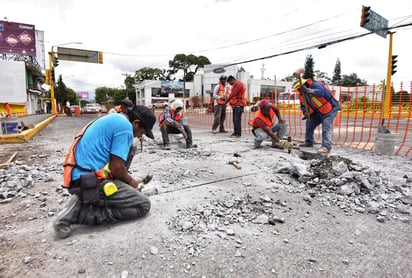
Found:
[304,109,338,150]
[232,106,244,136]
[160,124,193,147]
[212,104,227,131]
[253,123,288,148]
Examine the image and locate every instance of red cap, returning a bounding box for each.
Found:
[259,99,270,108]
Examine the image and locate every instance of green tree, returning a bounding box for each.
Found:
[314,70,331,84]
[303,54,315,80]
[134,67,171,82]
[113,88,128,105]
[95,87,115,104]
[332,58,342,85]
[168,54,211,82]
[340,73,367,86]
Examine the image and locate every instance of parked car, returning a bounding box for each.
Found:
[277,92,300,105]
[152,102,168,109]
[85,103,101,113]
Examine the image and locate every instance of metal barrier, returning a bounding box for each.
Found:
[183,82,412,157]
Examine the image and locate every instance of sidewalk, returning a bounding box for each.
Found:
[0,114,56,143]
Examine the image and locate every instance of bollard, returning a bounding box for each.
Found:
[374,132,396,156]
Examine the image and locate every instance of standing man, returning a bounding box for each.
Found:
[249,99,291,149]
[211,75,230,133]
[159,99,195,149]
[225,75,246,138]
[294,77,341,154]
[54,105,156,238]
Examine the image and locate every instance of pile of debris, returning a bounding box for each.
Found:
[167,193,287,235]
[274,155,411,223]
[0,155,58,204]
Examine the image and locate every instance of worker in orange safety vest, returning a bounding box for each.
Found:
[211,75,230,133]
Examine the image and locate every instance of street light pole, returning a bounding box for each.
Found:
[48,42,82,115]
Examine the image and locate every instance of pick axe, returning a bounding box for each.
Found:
[296,68,310,121]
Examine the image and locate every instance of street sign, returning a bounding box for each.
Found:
[56,47,103,64]
[360,6,388,38]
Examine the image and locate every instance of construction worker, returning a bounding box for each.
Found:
[159,99,196,150]
[108,98,137,169]
[249,99,291,149]
[211,75,230,133]
[294,78,341,154]
[108,98,134,116]
[54,105,156,238]
[225,75,247,138]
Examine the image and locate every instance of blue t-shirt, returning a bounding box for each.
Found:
[72,113,133,181]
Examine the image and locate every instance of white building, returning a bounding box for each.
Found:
[134,64,295,107]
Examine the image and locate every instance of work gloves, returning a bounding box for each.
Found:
[278,140,293,150]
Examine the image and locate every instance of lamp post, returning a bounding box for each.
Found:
[48,42,82,115]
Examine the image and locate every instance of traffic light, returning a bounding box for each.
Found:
[391,55,398,75]
[98,51,103,64]
[51,68,55,83]
[45,69,51,85]
[52,55,59,67]
[360,5,371,27]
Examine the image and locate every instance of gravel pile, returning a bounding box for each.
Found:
[0,155,60,204]
[275,155,411,223]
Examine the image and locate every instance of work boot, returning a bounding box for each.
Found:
[53,195,81,239]
[163,144,171,150]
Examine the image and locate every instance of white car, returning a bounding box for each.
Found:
[277,92,300,105]
[85,103,101,113]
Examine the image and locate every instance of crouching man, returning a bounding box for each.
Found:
[249,99,292,149]
[159,99,196,149]
[54,105,156,238]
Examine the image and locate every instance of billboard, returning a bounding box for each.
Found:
[160,81,184,97]
[0,20,36,56]
[0,60,27,103]
[78,92,89,100]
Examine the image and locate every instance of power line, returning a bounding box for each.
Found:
[221,23,412,68]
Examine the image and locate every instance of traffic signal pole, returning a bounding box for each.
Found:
[48,51,57,115]
[383,32,393,119]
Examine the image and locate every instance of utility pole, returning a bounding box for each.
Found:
[383,32,394,120]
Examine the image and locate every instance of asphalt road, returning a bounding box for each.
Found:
[0,114,411,278]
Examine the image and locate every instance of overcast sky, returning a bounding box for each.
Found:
[3,0,412,95]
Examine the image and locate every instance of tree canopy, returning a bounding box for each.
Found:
[168,54,211,82]
[332,58,342,85]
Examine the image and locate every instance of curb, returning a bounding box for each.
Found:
[0,115,56,143]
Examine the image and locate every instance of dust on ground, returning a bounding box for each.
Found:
[0,115,411,278]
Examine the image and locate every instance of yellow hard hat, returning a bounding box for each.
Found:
[293,78,308,89]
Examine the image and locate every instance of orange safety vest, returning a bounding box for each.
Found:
[229,81,247,107]
[114,106,121,113]
[217,83,230,105]
[62,120,113,188]
[248,108,275,128]
[298,79,333,115]
[159,107,183,129]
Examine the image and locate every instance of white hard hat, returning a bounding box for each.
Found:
[172,99,183,110]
